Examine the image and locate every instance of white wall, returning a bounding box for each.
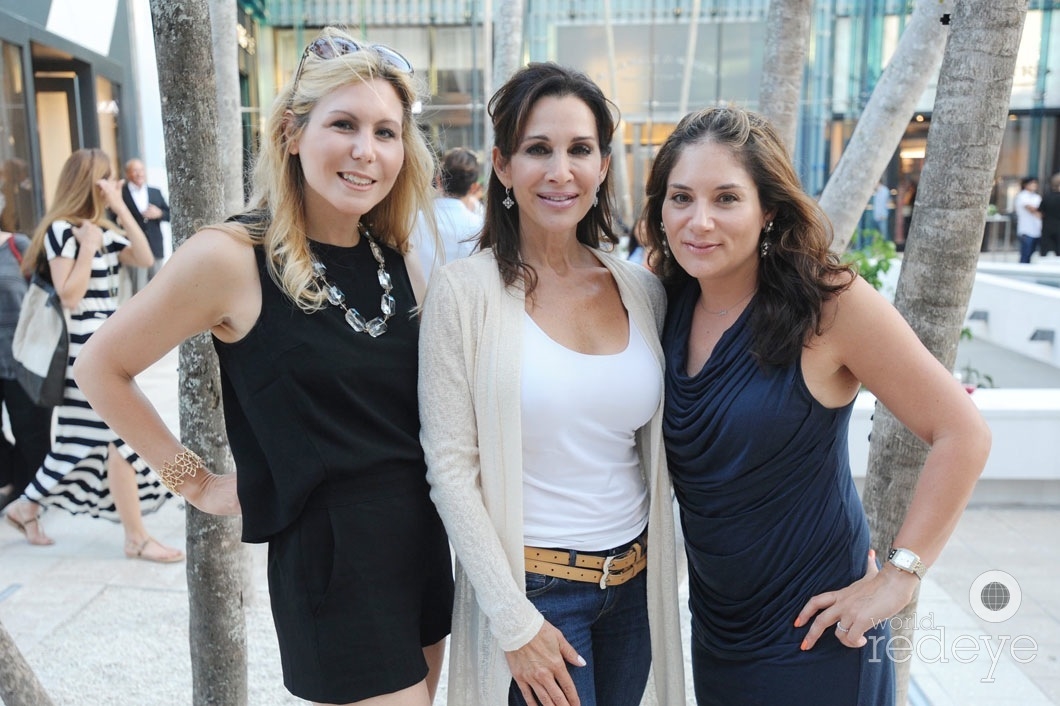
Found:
[850,390,1060,505]
[965,264,1060,368]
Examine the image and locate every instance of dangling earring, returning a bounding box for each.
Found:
[760,221,774,257]
[659,221,666,233]
[502,188,514,210]
[593,186,600,208]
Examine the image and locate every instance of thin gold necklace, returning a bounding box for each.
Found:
[698,289,756,317]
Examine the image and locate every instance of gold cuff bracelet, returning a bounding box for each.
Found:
[157,447,204,496]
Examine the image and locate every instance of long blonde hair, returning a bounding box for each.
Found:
[224,26,435,312]
[23,148,118,278]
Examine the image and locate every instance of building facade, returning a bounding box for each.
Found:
[2,1,1054,238]
[253,0,1059,230]
[0,0,146,233]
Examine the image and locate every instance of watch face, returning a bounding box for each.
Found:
[888,548,924,577]
[891,548,915,569]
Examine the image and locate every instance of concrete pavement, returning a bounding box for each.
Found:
[2,345,1058,704]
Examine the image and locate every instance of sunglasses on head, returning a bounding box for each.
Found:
[291,36,414,92]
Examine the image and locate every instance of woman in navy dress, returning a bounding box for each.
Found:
[639,107,990,705]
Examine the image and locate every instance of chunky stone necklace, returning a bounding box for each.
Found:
[310,230,394,337]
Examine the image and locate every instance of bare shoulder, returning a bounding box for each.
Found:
[829,274,893,325]
[167,227,257,285]
[152,226,261,341]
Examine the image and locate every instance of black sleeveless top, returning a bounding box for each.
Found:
[213,237,427,542]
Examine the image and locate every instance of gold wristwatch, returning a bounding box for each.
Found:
[887,547,926,580]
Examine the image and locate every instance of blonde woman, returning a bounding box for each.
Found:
[4,148,178,561]
[74,27,452,706]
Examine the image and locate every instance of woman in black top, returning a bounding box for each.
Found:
[0,229,53,510]
[74,26,453,706]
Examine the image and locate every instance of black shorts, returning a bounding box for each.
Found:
[267,484,453,703]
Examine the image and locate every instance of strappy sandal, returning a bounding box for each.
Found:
[124,536,184,564]
[5,505,55,546]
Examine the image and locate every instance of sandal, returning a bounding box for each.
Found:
[4,503,55,546]
[124,536,184,564]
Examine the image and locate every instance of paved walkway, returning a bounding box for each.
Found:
[2,346,1057,705]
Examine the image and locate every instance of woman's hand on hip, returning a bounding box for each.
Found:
[505,620,586,706]
[795,550,918,651]
[184,471,241,517]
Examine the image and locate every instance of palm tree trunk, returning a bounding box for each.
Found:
[492,0,525,93]
[820,0,950,252]
[759,0,812,153]
[862,2,1028,703]
[0,619,54,706]
[150,1,249,703]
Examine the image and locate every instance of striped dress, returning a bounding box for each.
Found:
[23,220,170,520]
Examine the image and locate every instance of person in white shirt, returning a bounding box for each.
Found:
[412,147,483,281]
[1014,176,1042,263]
[872,181,890,241]
[418,63,684,706]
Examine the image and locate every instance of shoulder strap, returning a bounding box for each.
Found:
[6,236,21,264]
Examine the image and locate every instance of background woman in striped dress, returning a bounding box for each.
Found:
[4,148,182,562]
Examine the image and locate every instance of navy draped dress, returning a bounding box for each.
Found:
[663,281,894,705]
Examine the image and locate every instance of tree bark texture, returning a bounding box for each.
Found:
[820,0,952,252]
[758,0,812,154]
[492,0,525,93]
[862,2,1028,703]
[209,0,246,215]
[0,619,54,706]
[150,1,249,704]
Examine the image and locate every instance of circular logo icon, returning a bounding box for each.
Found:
[969,570,1021,622]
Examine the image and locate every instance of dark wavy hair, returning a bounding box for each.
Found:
[641,107,854,366]
[479,62,619,295]
[438,147,481,197]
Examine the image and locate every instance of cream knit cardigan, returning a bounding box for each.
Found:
[419,247,685,705]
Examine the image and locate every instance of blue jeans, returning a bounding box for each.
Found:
[1019,234,1040,263]
[508,564,650,706]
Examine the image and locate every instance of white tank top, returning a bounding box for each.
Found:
[520,312,659,550]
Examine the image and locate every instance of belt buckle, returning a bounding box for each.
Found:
[599,555,616,589]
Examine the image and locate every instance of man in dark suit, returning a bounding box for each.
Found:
[121,158,170,295]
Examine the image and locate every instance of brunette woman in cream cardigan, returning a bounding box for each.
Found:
[419,63,684,706]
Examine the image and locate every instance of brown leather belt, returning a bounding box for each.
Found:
[524,537,647,589]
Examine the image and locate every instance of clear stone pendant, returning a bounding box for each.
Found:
[366,318,387,337]
[345,308,367,332]
[380,293,395,315]
[377,269,392,289]
[327,285,345,306]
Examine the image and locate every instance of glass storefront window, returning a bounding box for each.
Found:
[272,26,486,158]
[0,41,35,234]
[97,76,121,177]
